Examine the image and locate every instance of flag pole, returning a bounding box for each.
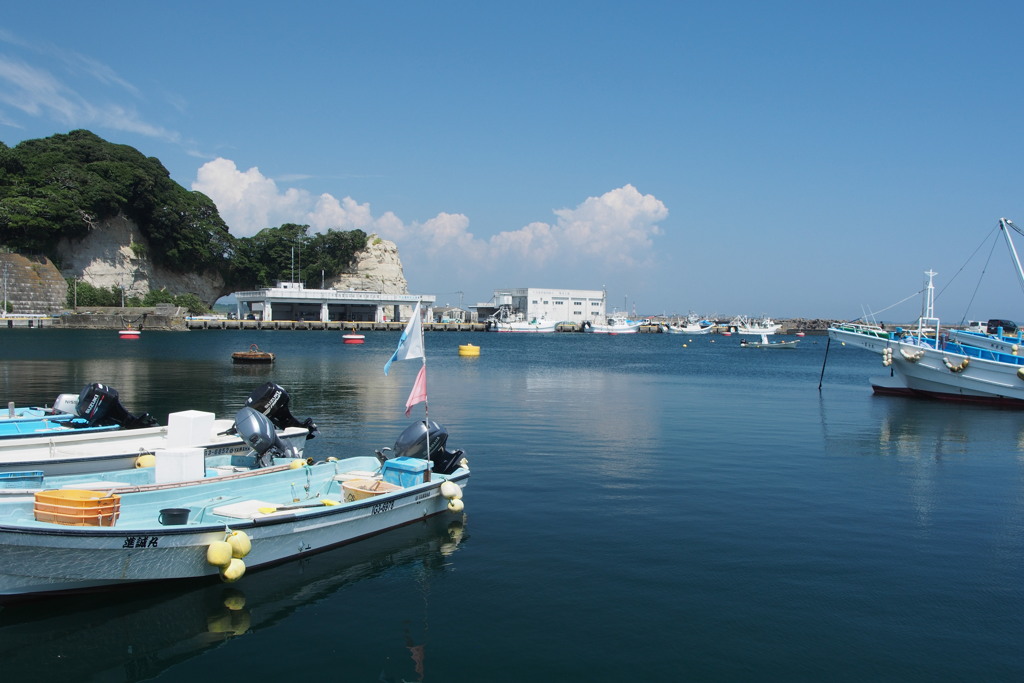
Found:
[418,299,431,463]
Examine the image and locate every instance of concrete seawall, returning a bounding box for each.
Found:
[3,316,837,334]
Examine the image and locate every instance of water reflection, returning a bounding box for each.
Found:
[0,516,468,682]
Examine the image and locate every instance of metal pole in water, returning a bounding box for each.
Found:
[818,336,832,390]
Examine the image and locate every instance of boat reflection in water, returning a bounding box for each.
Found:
[0,515,468,682]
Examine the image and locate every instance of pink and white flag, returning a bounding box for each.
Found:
[405,364,428,416]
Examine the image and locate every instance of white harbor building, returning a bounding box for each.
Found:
[474,288,606,325]
[232,282,435,322]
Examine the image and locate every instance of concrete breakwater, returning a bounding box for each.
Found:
[4,315,838,334]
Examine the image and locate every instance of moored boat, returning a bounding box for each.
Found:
[829,221,1024,406]
[485,305,559,333]
[586,313,641,334]
[740,334,798,349]
[0,417,469,598]
[662,313,715,335]
[729,315,782,335]
[0,382,317,476]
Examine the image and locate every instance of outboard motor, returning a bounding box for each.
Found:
[76,383,158,429]
[233,407,299,467]
[244,382,318,440]
[386,419,465,475]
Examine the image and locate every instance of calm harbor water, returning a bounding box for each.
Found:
[0,328,1022,681]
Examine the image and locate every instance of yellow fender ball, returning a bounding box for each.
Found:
[135,454,156,469]
[440,481,463,500]
[289,459,305,469]
[227,530,252,558]
[220,558,246,583]
[447,498,465,513]
[206,541,233,568]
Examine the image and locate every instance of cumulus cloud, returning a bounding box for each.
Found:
[193,158,667,288]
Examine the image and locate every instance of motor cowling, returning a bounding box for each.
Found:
[244,382,318,439]
[233,407,298,467]
[390,419,465,475]
[76,383,158,429]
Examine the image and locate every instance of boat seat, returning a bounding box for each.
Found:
[212,499,294,519]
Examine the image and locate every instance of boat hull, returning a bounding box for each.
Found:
[830,326,1024,405]
[0,464,469,597]
[490,321,558,333]
[0,421,310,476]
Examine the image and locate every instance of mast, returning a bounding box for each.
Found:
[998,218,1024,293]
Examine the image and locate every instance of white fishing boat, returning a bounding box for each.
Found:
[0,382,317,476]
[0,408,306,500]
[828,219,1024,406]
[485,304,559,333]
[0,416,469,598]
[586,313,641,334]
[740,333,798,349]
[662,313,715,335]
[730,315,782,335]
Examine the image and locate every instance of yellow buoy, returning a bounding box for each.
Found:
[447,498,465,513]
[289,459,305,469]
[206,541,233,568]
[227,530,252,558]
[458,344,480,357]
[440,481,463,500]
[220,558,246,582]
[135,453,156,469]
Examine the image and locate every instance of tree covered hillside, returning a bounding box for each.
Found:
[0,130,368,291]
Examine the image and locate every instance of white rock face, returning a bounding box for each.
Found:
[55,218,408,303]
[328,235,408,294]
[55,214,227,303]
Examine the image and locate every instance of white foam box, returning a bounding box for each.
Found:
[155,447,206,484]
[166,410,216,448]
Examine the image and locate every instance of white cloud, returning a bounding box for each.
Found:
[0,42,178,142]
[192,158,667,288]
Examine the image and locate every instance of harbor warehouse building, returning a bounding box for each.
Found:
[233,282,435,322]
[475,288,606,324]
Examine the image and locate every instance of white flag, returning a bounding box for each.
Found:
[384,302,424,375]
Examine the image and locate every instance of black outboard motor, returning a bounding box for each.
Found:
[388,419,465,475]
[76,383,159,430]
[233,407,299,467]
[244,382,318,439]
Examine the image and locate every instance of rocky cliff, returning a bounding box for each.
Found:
[55,214,229,304]
[328,235,408,294]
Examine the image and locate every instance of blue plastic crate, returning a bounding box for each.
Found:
[381,457,430,487]
[0,470,44,489]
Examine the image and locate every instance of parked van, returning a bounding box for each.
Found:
[986,319,1018,335]
[965,320,986,333]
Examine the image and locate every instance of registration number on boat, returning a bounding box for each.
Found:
[371,499,394,515]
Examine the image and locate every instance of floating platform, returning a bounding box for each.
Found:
[231,344,275,363]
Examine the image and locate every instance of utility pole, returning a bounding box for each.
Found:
[1,261,8,317]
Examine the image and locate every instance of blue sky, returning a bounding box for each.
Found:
[3,2,1024,321]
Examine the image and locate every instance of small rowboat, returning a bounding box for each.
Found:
[118,327,140,339]
[232,344,275,364]
[342,334,365,345]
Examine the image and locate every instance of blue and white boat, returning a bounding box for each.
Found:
[0,408,307,499]
[586,313,641,334]
[829,219,1024,406]
[0,382,317,476]
[0,415,469,598]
